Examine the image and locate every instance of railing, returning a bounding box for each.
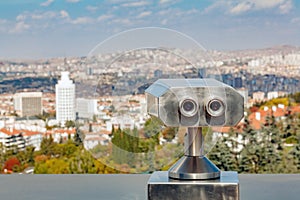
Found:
[0,174,300,200]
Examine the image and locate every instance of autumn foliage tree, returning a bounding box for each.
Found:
[4,157,21,172]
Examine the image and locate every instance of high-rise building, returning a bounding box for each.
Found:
[234,77,243,88]
[55,72,75,125]
[13,92,42,117]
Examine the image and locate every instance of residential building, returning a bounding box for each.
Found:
[109,115,135,130]
[0,128,25,152]
[0,128,43,152]
[22,130,43,151]
[46,128,76,143]
[267,91,279,100]
[83,133,109,150]
[252,91,265,102]
[248,105,300,130]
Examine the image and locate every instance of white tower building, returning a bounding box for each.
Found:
[55,72,75,125]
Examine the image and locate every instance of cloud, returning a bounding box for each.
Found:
[97,14,114,22]
[16,14,27,21]
[156,8,199,26]
[159,0,172,4]
[291,17,300,24]
[106,0,127,3]
[159,0,181,5]
[159,8,198,18]
[229,2,253,15]
[40,0,54,7]
[0,19,8,32]
[184,9,198,15]
[279,0,293,14]
[71,17,94,25]
[205,0,293,15]
[0,19,7,24]
[112,18,131,25]
[10,10,99,34]
[136,11,152,19]
[66,0,80,3]
[86,5,98,12]
[251,0,286,9]
[31,12,57,20]
[60,10,70,19]
[202,1,230,14]
[250,0,293,14]
[16,11,66,21]
[122,1,149,7]
[10,21,30,33]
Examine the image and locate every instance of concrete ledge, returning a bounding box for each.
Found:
[0,174,300,200]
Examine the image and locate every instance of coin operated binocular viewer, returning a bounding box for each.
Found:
[145,79,244,200]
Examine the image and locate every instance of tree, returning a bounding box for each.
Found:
[110,124,160,172]
[239,116,261,173]
[61,140,77,158]
[74,127,83,146]
[258,114,282,173]
[40,135,56,156]
[143,117,162,138]
[4,157,21,172]
[0,143,4,169]
[35,158,70,174]
[208,134,238,171]
[65,120,75,128]
[238,113,283,173]
[289,129,300,172]
[69,150,97,173]
[16,146,35,167]
[290,92,300,103]
[161,127,177,141]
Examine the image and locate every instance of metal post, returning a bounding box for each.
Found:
[185,127,203,157]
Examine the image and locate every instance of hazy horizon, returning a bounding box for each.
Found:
[1,0,300,59]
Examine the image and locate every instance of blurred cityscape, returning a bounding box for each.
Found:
[0,45,300,174]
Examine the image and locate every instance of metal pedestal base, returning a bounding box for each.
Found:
[169,156,220,180]
[148,171,239,200]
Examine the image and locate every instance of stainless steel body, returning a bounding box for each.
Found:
[148,171,239,200]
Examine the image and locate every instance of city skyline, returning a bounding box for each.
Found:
[1,0,300,59]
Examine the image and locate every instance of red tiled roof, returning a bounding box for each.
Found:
[53,128,76,134]
[213,105,300,132]
[291,106,300,115]
[248,105,300,130]
[212,124,243,133]
[0,128,41,136]
[21,130,41,137]
[101,130,111,135]
[0,128,21,136]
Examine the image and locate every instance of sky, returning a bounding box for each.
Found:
[1,0,300,59]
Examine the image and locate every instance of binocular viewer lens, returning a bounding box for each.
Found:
[180,99,198,117]
[207,99,225,117]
